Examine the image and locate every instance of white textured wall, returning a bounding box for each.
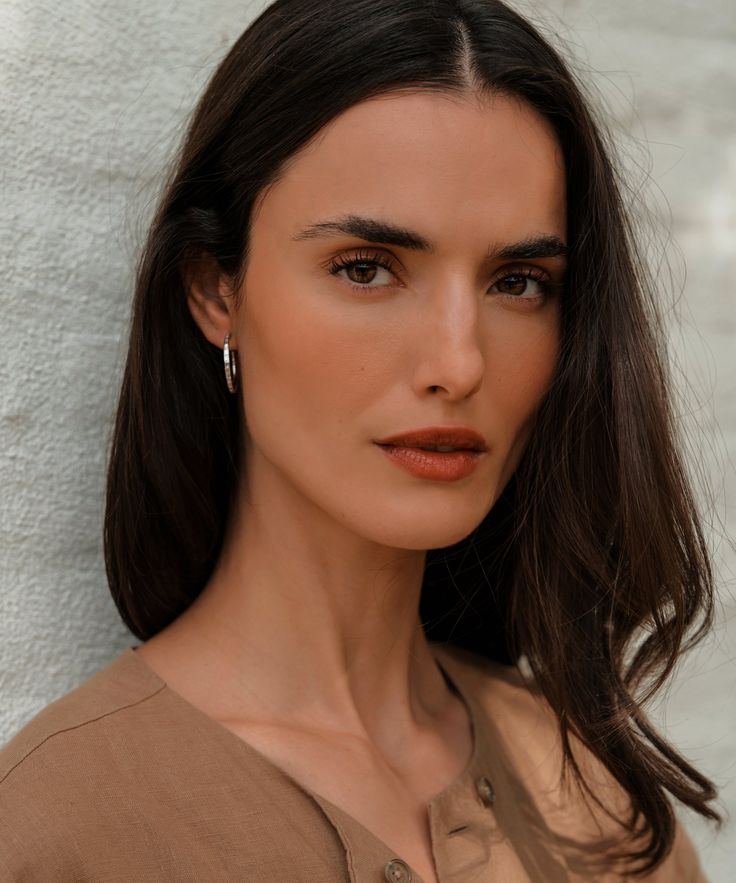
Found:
[1,1,734,878]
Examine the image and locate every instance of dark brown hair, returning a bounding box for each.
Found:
[104,0,721,872]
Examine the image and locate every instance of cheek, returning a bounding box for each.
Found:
[237,268,391,446]
[485,308,560,448]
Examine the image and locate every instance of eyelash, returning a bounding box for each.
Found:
[327,249,559,300]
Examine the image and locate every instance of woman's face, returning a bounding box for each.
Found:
[228,90,565,549]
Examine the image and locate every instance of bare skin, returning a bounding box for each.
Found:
[137,89,566,883]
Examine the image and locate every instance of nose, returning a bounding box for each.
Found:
[411,283,485,401]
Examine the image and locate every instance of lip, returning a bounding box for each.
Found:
[376,444,485,481]
[373,425,489,452]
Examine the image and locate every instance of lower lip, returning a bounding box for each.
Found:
[375,444,485,481]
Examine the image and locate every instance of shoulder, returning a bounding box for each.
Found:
[0,647,164,782]
[0,648,166,877]
[659,821,709,882]
[433,642,709,881]
[0,648,348,881]
[0,648,165,788]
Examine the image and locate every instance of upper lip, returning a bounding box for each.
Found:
[374,425,489,452]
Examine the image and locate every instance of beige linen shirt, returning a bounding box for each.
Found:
[0,641,706,881]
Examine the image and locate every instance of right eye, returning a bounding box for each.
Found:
[327,250,400,291]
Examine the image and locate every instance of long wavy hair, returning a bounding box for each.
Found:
[104,0,720,872]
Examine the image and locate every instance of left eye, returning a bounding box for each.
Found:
[492,273,546,298]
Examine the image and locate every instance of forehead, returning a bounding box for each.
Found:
[256,90,566,249]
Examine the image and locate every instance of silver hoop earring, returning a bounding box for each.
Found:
[223,333,238,394]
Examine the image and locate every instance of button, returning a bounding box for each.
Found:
[383,858,412,882]
[475,774,495,807]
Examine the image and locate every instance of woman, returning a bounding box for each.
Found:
[0,0,721,880]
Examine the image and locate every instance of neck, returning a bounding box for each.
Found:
[151,447,456,754]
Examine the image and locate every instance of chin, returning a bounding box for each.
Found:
[358,507,486,552]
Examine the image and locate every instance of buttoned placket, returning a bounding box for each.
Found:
[424,654,502,882]
[426,740,501,881]
[308,650,502,883]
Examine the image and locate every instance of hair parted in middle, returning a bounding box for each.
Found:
[104,1,720,873]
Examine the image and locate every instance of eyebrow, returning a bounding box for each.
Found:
[292,214,568,261]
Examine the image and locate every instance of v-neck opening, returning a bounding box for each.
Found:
[123,642,485,877]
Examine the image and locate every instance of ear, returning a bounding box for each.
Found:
[184,251,238,349]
